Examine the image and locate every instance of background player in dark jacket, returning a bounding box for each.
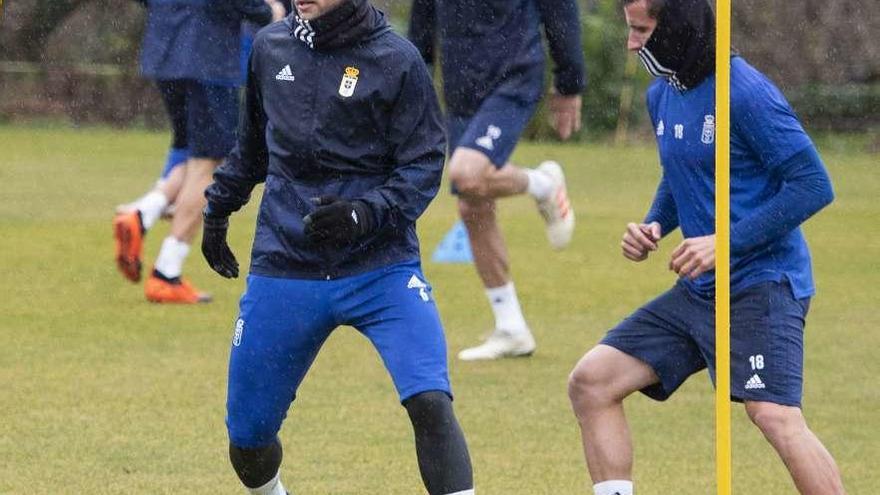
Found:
[201,0,474,493]
[567,1,846,494]
[112,0,285,303]
[410,0,587,361]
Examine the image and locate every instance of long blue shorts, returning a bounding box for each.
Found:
[226,261,451,448]
[447,92,539,168]
[601,280,810,407]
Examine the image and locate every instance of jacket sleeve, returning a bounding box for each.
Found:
[407,0,436,67]
[730,146,834,255]
[231,0,273,25]
[204,48,270,218]
[356,57,446,229]
[535,0,586,95]
[644,173,679,237]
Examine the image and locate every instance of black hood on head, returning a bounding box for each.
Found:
[291,0,387,51]
[637,0,715,91]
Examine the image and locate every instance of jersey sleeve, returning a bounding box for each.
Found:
[535,0,586,95]
[731,65,814,170]
[407,0,436,67]
[355,55,446,229]
[730,146,834,255]
[205,41,270,217]
[231,0,273,25]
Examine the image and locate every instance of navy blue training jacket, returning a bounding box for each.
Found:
[205,9,446,280]
[140,0,274,84]
[409,0,586,115]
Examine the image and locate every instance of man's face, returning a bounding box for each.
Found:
[624,0,658,52]
[295,0,345,20]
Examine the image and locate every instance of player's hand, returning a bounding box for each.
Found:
[303,196,374,247]
[266,0,286,21]
[622,222,661,262]
[669,234,715,280]
[201,211,239,279]
[549,91,582,141]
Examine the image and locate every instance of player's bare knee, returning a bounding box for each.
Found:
[746,401,807,443]
[449,149,494,198]
[568,356,613,412]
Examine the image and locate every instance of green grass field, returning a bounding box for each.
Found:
[1,125,877,494]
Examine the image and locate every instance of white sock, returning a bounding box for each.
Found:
[445,490,474,495]
[526,168,554,201]
[485,282,529,334]
[593,479,633,495]
[246,471,287,495]
[134,190,169,230]
[154,236,190,279]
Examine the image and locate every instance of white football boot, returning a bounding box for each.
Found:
[457,328,536,361]
[535,160,575,250]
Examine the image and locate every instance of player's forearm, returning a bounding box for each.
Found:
[731,146,834,255]
[644,175,679,237]
[536,0,586,95]
[357,155,443,229]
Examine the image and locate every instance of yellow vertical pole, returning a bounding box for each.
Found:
[715,0,732,494]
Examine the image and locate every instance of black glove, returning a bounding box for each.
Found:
[201,210,239,278]
[303,196,374,246]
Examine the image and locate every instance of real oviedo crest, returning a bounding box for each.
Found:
[701,114,715,144]
[339,66,359,98]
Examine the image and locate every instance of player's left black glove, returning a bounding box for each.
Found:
[303,195,374,246]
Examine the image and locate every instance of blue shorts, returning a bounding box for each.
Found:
[447,92,539,168]
[155,79,238,160]
[601,280,810,407]
[226,261,451,448]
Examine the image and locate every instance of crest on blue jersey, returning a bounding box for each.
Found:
[701,114,715,144]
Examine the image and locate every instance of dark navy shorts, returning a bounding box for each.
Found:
[601,280,810,407]
[155,79,238,160]
[447,92,539,168]
[226,261,451,448]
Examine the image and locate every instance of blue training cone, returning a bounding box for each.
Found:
[431,220,473,264]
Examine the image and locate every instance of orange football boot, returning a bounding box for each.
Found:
[113,211,144,282]
[144,272,212,304]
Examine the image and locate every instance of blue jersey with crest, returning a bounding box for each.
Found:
[646,56,820,299]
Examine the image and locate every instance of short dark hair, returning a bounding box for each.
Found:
[621,0,666,18]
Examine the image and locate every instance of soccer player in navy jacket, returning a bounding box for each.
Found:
[567,1,846,494]
[409,0,586,361]
[201,1,474,493]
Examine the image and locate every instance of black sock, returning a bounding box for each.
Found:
[404,391,473,495]
[151,268,181,284]
[229,437,283,489]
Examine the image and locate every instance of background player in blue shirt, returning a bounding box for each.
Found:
[112,0,285,303]
[201,0,474,493]
[566,1,846,494]
[409,0,586,361]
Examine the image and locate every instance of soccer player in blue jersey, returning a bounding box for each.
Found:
[201,0,474,493]
[567,1,846,494]
[409,0,586,360]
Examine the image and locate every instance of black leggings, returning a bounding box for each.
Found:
[229,391,473,494]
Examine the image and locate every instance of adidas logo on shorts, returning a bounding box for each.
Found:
[745,373,766,390]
